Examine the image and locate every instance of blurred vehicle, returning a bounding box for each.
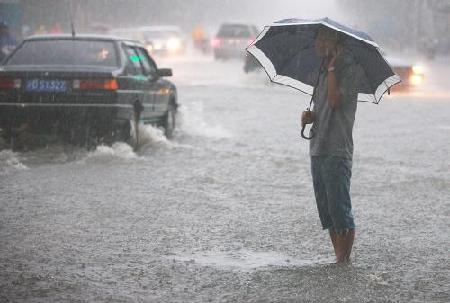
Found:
[111,26,185,57]
[108,27,145,42]
[33,25,48,35]
[50,22,63,34]
[212,23,259,60]
[140,26,185,56]
[110,27,142,42]
[0,34,178,150]
[191,24,210,54]
[386,56,425,92]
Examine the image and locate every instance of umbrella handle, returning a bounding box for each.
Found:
[301,124,314,140]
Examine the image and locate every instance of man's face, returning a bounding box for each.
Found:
[315,36,327,57]
[315,35,334,58]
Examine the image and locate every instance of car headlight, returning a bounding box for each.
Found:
[166,38,181,51]
[409,65,425,86]
[409,74,423,86]
[412,65,424,75]
[153,42,164,50]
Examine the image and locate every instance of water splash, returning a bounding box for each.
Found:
[178,102,232,139]
[139,124,174,149]
[80,142,138,164]
[0,149,28,172]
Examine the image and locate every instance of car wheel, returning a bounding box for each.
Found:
[114,118,139,151]
[129,117,140,151]
[129,101,144,151]
[162,102,176,139]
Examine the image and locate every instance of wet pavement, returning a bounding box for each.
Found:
[0,55,449,302]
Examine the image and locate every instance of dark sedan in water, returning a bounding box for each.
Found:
[0,34,178,150]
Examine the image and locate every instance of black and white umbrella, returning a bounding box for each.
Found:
[246,17,401,103]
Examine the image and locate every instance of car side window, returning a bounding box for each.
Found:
[136,48,157,78]
[124,46,144,76]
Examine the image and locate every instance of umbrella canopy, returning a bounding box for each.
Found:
[246,17,401,103]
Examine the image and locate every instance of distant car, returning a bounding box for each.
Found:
[386,56,425,91]
[112,26,186,57]
[139,26,186,56]
[0,35,178,150]
[110,27,142,41]
[212,23,259,60]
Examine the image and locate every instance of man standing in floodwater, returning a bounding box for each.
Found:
[301,27,358,263]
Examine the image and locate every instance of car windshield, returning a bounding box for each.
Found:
[6,39,119,67]
[217,25,253,38]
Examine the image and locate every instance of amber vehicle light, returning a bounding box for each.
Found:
[73,79,118,90]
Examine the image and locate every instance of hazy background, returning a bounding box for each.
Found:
[1,0,448,55]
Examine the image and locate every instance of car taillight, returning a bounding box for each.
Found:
[211,38,221,48]
[73,79,118,90]
[0,77,21,89]
[103,79,119,90]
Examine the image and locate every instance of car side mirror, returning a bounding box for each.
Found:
[157,68,172,77]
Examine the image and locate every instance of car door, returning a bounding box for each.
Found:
[135,48,169,118]
[120,45,153,120]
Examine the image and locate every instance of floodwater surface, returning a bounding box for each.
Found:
[1,55,449,303]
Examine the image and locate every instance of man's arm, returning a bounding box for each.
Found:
[327,68,341,109]
[328,51,359,109]
[326,47,343,109]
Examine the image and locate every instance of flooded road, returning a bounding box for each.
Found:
[1,55,449,302]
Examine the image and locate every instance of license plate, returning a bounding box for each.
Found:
[25,79,67,93]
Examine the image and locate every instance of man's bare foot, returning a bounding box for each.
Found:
[330,229,355,263]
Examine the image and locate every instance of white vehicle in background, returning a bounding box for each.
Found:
[110,27,142,42]
[111,26,186,57]
[138,26,186,56]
